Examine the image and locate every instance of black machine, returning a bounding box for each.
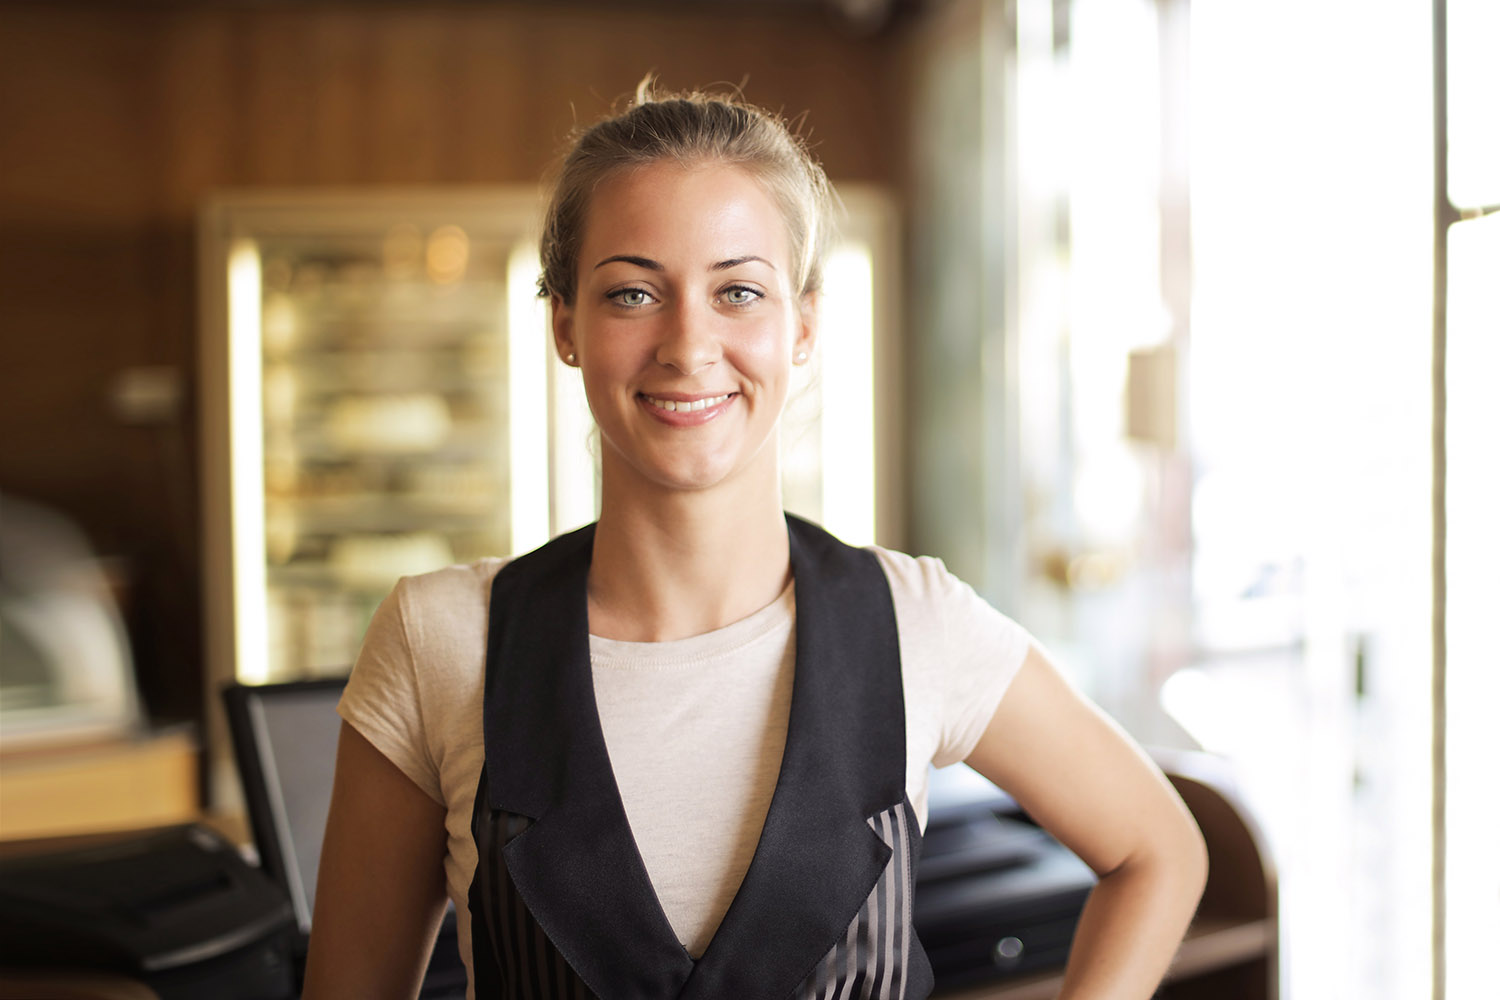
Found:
[914,763,1097,990]
[0,823,298,999]
[0,679,465,999]
[222,678,466,999]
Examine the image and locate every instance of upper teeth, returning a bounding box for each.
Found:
[645,394,731,412]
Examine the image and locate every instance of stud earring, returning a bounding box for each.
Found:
[566,353,577,366]
[795,351,808,365]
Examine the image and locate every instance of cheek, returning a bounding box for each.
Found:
[581,362,634,421]
[741,308,801,367]
[576,349,631,426]
[580,324,645,381]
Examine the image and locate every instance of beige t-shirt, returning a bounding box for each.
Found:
[338,545,1030,993]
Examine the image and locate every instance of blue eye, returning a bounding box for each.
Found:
[610,287,653,308]
[724,286,762,306]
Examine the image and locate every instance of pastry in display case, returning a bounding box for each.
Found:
[200,191,560,694]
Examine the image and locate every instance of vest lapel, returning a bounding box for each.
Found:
[681,516,909,1000]
[481,523,694,999]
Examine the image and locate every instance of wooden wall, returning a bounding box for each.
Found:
[0,2,905,730]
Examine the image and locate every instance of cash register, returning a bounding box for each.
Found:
[0,679,464,999]
[0,823,298,999]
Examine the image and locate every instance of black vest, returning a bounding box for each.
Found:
[466,515,933,999]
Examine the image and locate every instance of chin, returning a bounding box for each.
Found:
[643,461,740,494]
[598,419,783,497]
[614,446,773,498]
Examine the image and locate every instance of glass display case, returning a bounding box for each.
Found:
[200,191,555,693]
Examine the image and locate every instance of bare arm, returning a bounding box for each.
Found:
[965,645,1208,1000]
[301,722,450,1000]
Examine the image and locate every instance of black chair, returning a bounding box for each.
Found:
[222,679,464,999]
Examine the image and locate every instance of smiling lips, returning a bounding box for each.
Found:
[643,392,732,412]
[639,392,736,424]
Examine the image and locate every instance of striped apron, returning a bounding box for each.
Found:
[466,515,934,999]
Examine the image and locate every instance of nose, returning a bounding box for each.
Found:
[654,298,720,375]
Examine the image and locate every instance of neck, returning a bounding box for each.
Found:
[587,477,791,643]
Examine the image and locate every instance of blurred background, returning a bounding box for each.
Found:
[0,1,1494,998]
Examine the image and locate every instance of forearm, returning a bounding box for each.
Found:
[1055,846,1207,1000]
[962,649,1210,999]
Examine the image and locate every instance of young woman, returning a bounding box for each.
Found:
[303,85,1207,1000]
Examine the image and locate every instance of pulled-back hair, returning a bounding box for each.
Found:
[538,79,836,306]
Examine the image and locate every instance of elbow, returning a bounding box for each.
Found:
[1158,784,1209,890]
[1111,807,1209,917]
[1183,815,1209,906]
[1157,780,1209,907]
[1160,806,1209,919]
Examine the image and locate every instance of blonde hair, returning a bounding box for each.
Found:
[538,79,836,306]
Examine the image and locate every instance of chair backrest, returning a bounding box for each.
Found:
[222,678,346,936]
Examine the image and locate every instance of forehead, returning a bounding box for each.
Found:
[580,161,791,265]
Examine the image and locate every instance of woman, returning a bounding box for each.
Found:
[304,84,1207,1000]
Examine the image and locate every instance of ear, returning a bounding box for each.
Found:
[793,291,819,364]
[550,296,576,365]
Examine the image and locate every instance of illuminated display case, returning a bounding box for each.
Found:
[200,191,555,694]
[199,186,898,701]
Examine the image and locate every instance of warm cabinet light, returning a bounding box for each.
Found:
[507,244,550,556]
[818,245,877,548]
[227,239,270,685]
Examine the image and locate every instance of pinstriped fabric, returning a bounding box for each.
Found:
[794,802,920,1000]
[472,808,599,1000]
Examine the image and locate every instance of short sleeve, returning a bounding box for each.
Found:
[337,578,444,804]
[930,568,1031,766]
[876,548,1033,769]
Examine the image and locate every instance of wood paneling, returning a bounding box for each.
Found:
[0,2,904,744]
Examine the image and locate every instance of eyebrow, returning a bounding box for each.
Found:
[591,254,775,272]
[594,254,663,271]
[711,255,775,271]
